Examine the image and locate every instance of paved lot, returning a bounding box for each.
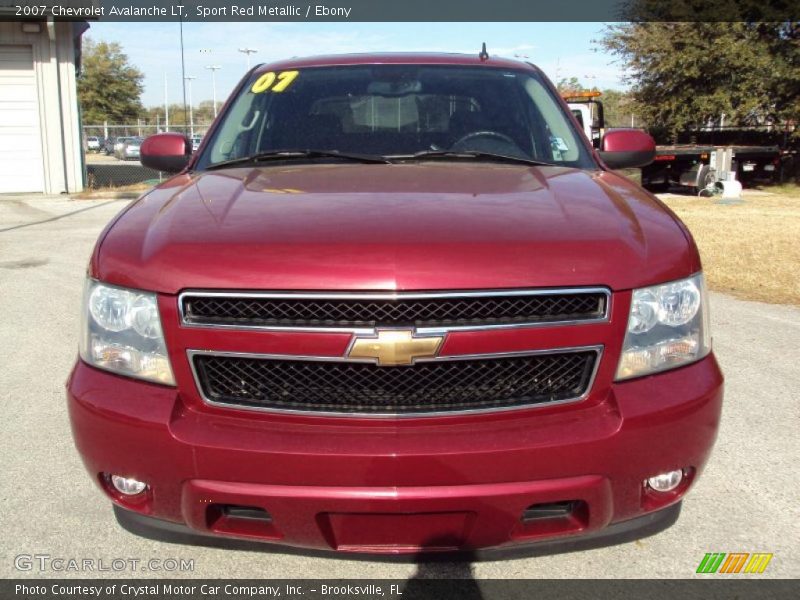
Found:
[0,195,797,579]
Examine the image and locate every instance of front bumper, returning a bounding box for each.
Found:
[113,500,683,559]
[67,354,723,553]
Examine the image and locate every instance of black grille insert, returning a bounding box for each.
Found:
[192,350,599,415]
[182,291,607,330]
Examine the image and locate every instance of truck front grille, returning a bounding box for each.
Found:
[191,349,599,415]
[181,289,608,331]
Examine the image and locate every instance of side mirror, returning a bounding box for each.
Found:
[598,129,656,169]
[140,133,192,173]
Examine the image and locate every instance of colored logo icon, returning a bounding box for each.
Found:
[697,553,773,574]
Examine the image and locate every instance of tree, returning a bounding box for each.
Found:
[599,89,636,129]
[141,101,215,133]
[556,77,584,95]
[194,100,216,125]
[78,38,145,124]
[599,23,800,141]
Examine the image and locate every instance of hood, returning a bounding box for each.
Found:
[94,163,698,294]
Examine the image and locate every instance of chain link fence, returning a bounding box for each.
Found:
[82,123,211,189]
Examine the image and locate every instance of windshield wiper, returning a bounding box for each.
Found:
[395,150,551,167]
[206,149,391,170]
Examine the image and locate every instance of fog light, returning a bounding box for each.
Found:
[110,475,147,496]
[646,470,683,492]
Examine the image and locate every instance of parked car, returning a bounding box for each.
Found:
[191,135,203,152]
[115,137,142,161]
[111,136,132,158]
[85,136,101,152]
[103,137,117,155]
[68,52,723,555]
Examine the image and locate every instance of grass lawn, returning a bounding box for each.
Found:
[660,184,800,305]
[72,181,154,199]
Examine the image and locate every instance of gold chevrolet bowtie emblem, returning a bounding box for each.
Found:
[347,330,444,366]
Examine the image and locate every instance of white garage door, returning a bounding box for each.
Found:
[0,45,44,193]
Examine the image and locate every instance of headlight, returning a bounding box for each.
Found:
[80,280,175,385]
[616,273,711,380]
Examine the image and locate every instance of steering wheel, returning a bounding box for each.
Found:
[452,130,517,149]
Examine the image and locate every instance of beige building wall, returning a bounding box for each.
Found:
[0,20,86,194]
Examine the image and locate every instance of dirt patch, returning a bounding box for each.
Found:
[0,258,49,269]
[661,185,800,305]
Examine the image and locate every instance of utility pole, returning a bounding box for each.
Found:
[184,76,196,138]
[163,71,169,132]
[206,65,222,118]
[238,47,258,68]
[179,20,187,136]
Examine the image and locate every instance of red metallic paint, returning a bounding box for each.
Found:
[601,129,657,153]
[599,130,658,169]
[69,53,722,553]
[139,133,192,173]
[67,354,722,552]
[92,165,697,293]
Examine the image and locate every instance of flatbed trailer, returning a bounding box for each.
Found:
[643,144,781,191]
[563,92,786,192]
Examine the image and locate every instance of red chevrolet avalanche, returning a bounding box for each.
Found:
[67,53,723,554]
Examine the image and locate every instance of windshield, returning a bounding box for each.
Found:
[196,64,593,169]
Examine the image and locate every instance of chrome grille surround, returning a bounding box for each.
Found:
[179,288,611,333]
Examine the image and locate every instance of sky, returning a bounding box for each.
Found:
[86,22,627,108]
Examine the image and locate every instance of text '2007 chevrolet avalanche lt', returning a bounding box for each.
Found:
[67,52,723,554]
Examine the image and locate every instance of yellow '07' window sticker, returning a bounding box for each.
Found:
[251,70,299,94]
